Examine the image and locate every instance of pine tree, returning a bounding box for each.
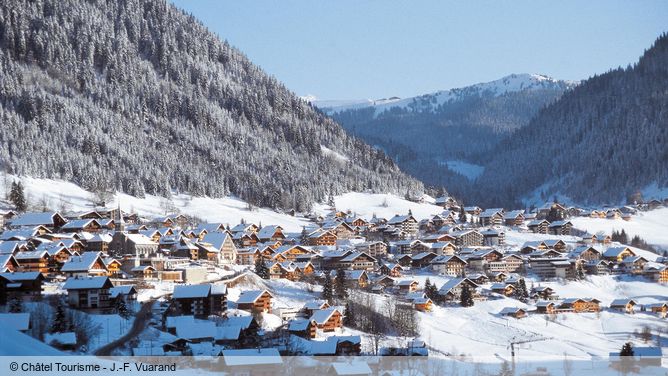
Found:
[8,296,23,313]
[459,205,467,223]
[343,301,355,327]
[575,262,586,280]
[254,257,270,279]
[322,272,334,304]
[619,342,634,356]
[50,300,69,333]
[424,278,432,296]
[335,267,348,300]
[9,181,27,212]
[460,284,474,307]
[115,299,132,320]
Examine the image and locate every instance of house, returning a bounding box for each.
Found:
[354,241,388,258]
[548,220,573,236]
[387,214,419,235]
[535,301,557,314]
[257,225,285,242]
[9,212,68,229]
[491,283,515,297]
[499,307,527,319]
[87,233,113,253]
[544,239,568,252]
[62,276,114,309]
[338,252,377,270]
[110,285,138,303]
[558,298,601,313]
[288,318,317,338]
[60,219,102,233]
[0,254,20,273]
[481,228,505,246]
[60,252,108,278]
[410,252,438,269]
[646,302,667,318]
[323,221,356,240]
[303,300,330,317]
[342,270,369,288]
[0,271,44,300]
[503,210,525,226]
[171,284,227,317]
[452,230,483,247]
[430,241,457,256]
[304,229,337,246]
[480,209,504,227]
[609,299,637,313]
[570,246,601,261]
[527,219,550,234]
[438,278,478,301]
[531,286,557,300]
[236,290,273,313]
[585,259,612,275]
[431,255,467,276]
[642,262,668,283]
[14,250,50,274]
[603,247,636,262]
[200,232,237,264]
[311,307,343,332]
[622,256,648,274]
[396,279,419,293]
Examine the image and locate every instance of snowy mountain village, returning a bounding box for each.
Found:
[0,185,667,370]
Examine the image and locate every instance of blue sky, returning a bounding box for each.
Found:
[171,0,668,100]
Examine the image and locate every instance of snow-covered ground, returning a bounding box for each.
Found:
[88,313,134,352]
[314,192,443,221]
[440,160,484,181]
[571,208,668,248]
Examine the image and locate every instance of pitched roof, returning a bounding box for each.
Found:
[310,308,341,325]
[236,289,271,304]
[63,276,112,290]
[173,284,211,299]
[60,252,105,272]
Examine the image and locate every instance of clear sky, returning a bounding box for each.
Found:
[171,0,668,100]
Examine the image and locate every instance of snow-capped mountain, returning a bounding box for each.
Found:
[314,74,578,116]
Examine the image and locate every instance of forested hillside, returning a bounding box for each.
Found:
[322,74,574,192]
[474,33,668,207]
[0,0,422,211]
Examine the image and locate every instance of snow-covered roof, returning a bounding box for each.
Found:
[310,308,340,325]
[61,252,105,272]
[63,276,112,290]
[10,212,65,227]
[236,290,271,304]
[125,233,157,245]
[61,219,98,230]
[173,284,210,299]
[0,313,31,331]
[610,298,636,307]
[0,325,64,355]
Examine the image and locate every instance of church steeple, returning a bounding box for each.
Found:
[116,199,126,233]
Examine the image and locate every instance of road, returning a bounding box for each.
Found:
[94,300,155,356]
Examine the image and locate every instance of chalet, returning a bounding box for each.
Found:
[467,273,490,285]
[520,241,548,254]
[642,262,668,283]
[0,240,29,254]
[396,254,413,267]
[274,245,312,262]
[431,254,467,276]
[412,297,433,312]
[646,302,667,318]
[387,214,419,235]
[430,241,457,256]
[323,221,356,240]
[338,252,377,270]
[501,254,524,273]
[230,223,259,235]
[0,271,44,298]
[15,250,50,274]
[110,285,138,303]
[499,307,527,319]
[621,256,648,274]
[479,209,503,227]
[491,283,515,297]
[303,300,330,317]
[236,248,261,265]
[535,301,557,314]
[602,247,636,262]
[548,220,573,236]
[410,252,438,268]
[232,231,260,247]
[103,257,123,277]
[86,233,113,253]
[345,216,369,228]
[423,233,456,243]
[62,276,113,309]
[481,228,505,246]
[544,239,567,252]
[395,239,430,255]
[438,278,478,301]
[171,284,227,317]
[342,270,369,288]
[609,298,637,314]
[354,241,388,258]
[570,246,601,261]
[0,254,20,272]
[200,232,237,264]
[140,229,162,243]
[304,229,337,246]
[9,212,68,229]
[435,196,457,208]
[60,219,102,233]
[131,265,156,280]
[256,225,285,242]
[236,290,273,313]
[60,252,108,278]
[531,286,557,300]
[585,259,612,275]
[503,210,525,226]
[288,318,317,339]
[431,211,455,227]
[465,248,503,271]
[594,232,612,244]
[527,219,550,234]
[396,279,419,293]
[605,209,622,220]
[452,230,483,247]
[380,262,403,277]
[311,307,343,332]
[1,226,51,241]
[529,257,575,279]
[558,298,601,313]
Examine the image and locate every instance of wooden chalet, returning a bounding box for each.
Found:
[558,298,601,313]
[236,290,273,313]
[527,219,550,234]
[609,299,637,314]
[602,247,636,262]
[304,229,337,246]
[499,307,527,319]
[431,254,467,276]
[62,276,113,309]
[310,308,343,332]
[171,284,227,318]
